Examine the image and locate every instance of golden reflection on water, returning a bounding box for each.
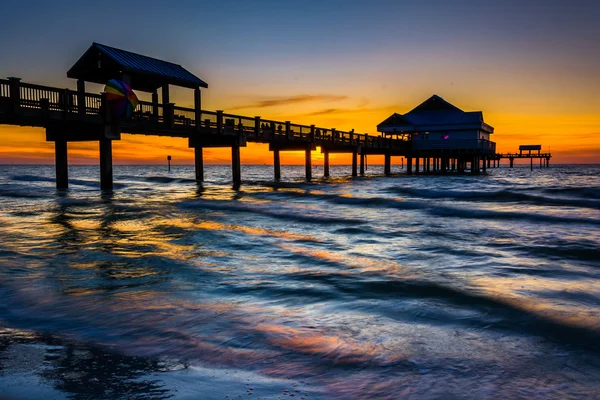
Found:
[470,275,600,330]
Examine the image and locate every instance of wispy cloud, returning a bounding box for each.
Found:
[230,95,347,110]
[304,108,340,116]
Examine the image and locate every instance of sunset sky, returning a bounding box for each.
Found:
[1,0,599,164]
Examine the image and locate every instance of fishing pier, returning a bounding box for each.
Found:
[0,43,410,190]
[0,43,551,190]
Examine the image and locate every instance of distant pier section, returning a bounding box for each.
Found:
[496,145,551,169]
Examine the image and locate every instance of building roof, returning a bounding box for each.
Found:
[67,43,208,92]
[377,95,493,134]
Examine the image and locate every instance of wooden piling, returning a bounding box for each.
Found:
[232,144,241,186]
[384,153,391,176]
[406,157,413,175]
[99,138,113,191]
[55,140,68,189]
[194,147,204,182]
[324,150,330,177]
[415,157,420,174]
[360,153,365,175]
[274,149,281,180]
[351,150,358,177]
[305,147,312,180]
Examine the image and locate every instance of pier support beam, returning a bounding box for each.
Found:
[55,140,68,189]
[360,153,365,175]
[323,151,330,177]
[274,149,281,180]
[99,138,113,191]
[509,157,514,168]
[194,147,204,182]
[482,157,487,172]
[406,157,413,175]
[441,157,447,173]
[426,157,430,172]
[232,144,241,187]
[305,147,312,181]
[351,151,358,177]
[415,157,420,174]
[384,153,391,176]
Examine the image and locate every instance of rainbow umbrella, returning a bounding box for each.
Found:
[104,79,139,118]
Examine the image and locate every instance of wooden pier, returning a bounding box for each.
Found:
[0,44,412,190]
[0,77,410,189]
[0,44,550,190]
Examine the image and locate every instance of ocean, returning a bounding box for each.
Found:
[0,164,599,399]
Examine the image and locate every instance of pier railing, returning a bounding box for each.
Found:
[0,77,414,151]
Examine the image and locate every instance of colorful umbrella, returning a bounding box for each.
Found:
[104,79,139,118]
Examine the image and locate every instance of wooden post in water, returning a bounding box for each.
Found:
[99,138,113,191]
[351,150,358,177]
[232,144,241,187]
[55,141,68,189]
[384,153,391,176]
[194,147,203,182]
[482,157,486,172]
[359,152,365,175]
[305,146,312,181]
[530,157,533,171]
[167,155,171,172]
[323,150,330,177]
[274,149,281,180]
[415,157,420,174]
[406,157,413,175]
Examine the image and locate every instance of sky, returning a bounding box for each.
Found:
[1,0,599,164]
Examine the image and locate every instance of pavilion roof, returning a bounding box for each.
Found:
[67,43,208,92]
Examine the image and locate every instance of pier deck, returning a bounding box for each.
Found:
[0,77,409,189]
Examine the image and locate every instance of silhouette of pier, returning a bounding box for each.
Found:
[0,43,551,190]
[0,43,412,190]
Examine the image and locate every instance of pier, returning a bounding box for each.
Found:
[0,43,409,190]
[0,44,552,190]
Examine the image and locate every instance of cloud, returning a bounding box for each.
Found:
[229,95,348,110]
[304,108,340,116]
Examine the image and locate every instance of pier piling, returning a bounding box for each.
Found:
[305,147,312,180]
[99,138,113,191]
[232,144,241,186]
[194,147,204,182]
[55,140,68,189]
[274,150,281,180]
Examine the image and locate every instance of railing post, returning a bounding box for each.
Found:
[165,103,175,129]
[40,98,50,120]
[216,110,223,134]
[255,116,261,136]
[152,91,159,121]
[194,88,201,131]
[77,79,86,115]
[285,121,291,140]
[350,129,354,145]
[8,77,21,116]
[60,89,69,119]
